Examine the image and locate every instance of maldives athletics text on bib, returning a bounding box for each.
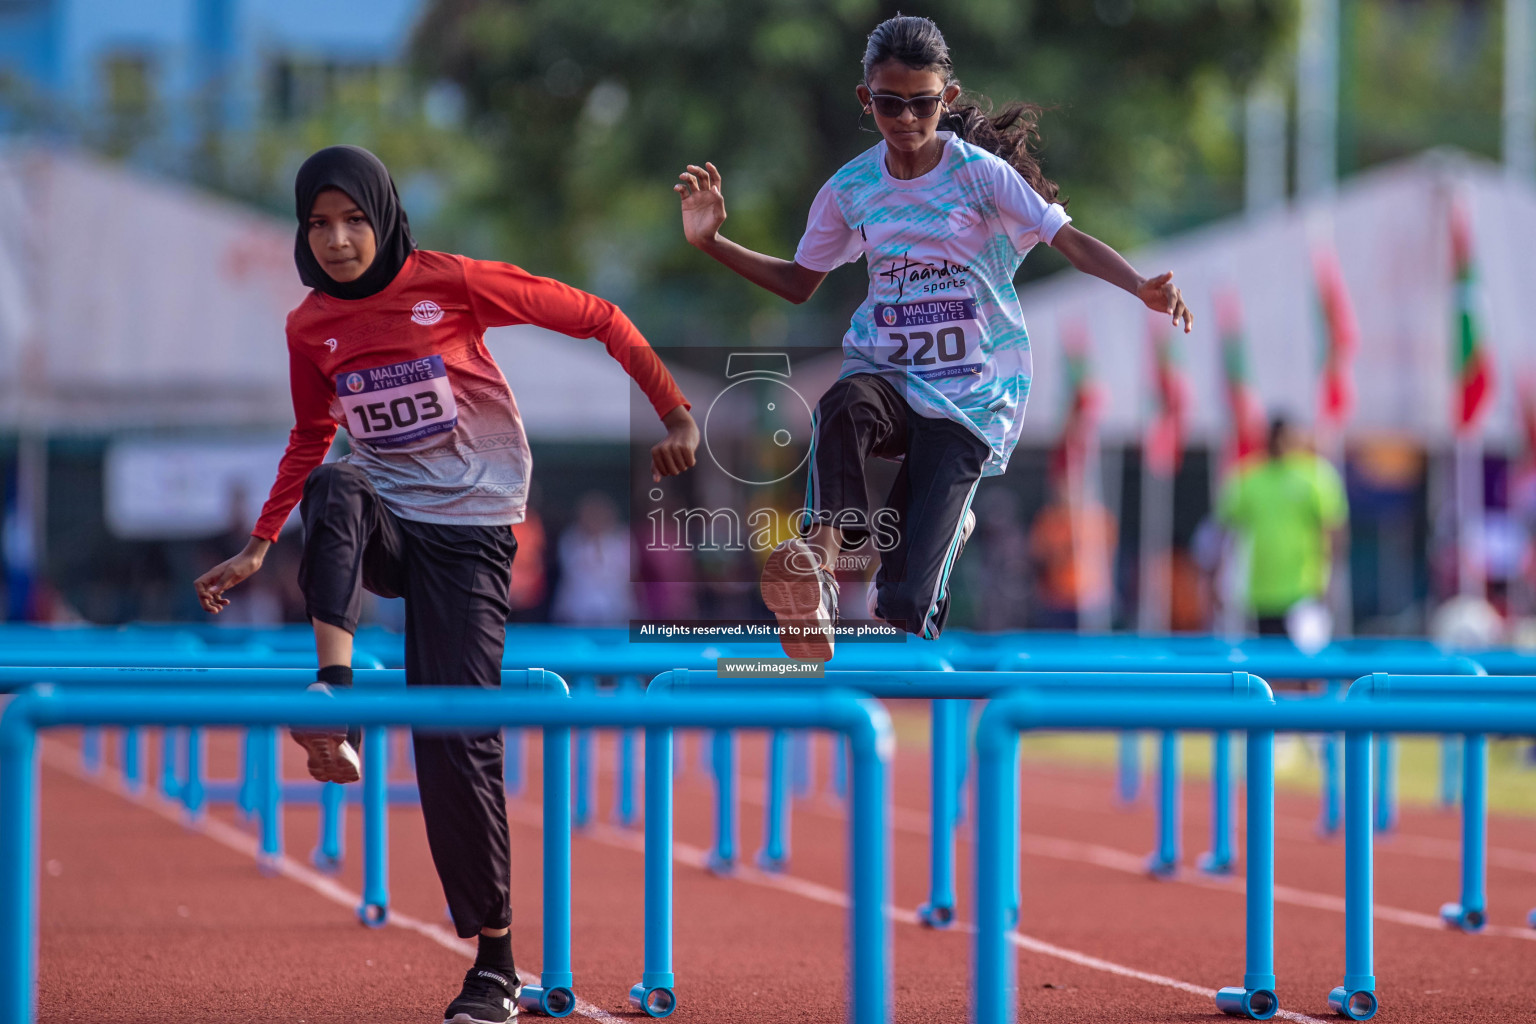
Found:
[337,355,458,447]
[873,298,986,382]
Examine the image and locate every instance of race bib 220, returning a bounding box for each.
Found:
[337,355,458,447]
[874,298,985,381]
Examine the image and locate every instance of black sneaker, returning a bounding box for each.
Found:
[289,682,361,784]
[444,966,521,1023]
[760,537,839,661]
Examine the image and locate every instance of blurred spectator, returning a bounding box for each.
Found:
[508,506,551,622]
[968,489,1032,631]
[1027,476,1116,631]
[1217,415,1347,635]
[552,492,635,625]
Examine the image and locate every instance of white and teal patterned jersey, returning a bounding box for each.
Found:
[794,132,1070,476]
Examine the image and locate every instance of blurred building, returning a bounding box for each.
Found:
[0,0,426,169]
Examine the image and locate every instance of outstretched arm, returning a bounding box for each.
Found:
[1050,224,1194,333]
[677,162,828,304]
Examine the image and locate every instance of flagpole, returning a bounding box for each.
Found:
[1297,0,1340,199]
[1506,0,1536,181]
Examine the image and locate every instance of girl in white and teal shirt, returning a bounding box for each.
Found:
[677,14,1192,659]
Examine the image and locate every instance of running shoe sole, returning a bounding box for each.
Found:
[288,728,360,784]
[760,541,835,662]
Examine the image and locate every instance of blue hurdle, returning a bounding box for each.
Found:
[1343,675,1536,950]
[972,695,1536,1024]
[652,668,1269,933]
[0,686,893,1024]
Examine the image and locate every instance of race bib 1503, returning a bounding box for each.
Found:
[874,298,985,382]
[337,355,458,447]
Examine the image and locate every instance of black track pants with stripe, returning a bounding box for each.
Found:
[299,461,519,938]
[805,372,989,639]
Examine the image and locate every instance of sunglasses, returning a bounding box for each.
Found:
[865,92,946,120]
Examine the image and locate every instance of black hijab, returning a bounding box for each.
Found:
[293,145,416,300]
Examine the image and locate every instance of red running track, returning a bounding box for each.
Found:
[35,704,1536,1023]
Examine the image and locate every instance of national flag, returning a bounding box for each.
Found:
[1450,196,1494,433]
[1144,321,1188,477]
[1216,289,1267,462]
[1312,243,1359,426]
[1054,320,1101,477]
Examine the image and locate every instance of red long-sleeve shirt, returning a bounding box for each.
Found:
[253,250,688,541]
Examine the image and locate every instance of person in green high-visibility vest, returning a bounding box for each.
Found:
[1217,415,1347,636]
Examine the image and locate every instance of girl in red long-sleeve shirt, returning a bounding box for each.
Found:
[194,145,697,1024]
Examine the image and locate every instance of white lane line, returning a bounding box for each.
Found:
[528,806,1329,1024]
[724,771,1536,941]
[39,745,621,1022]
[1013,764,1536,874]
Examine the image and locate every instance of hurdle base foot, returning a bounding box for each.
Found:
[1527,907,1536,930]
[522,984,576,1018]
[256,854,281,878]
[754,849,787,873]
[1215,986,1278,1019]
[1439,902,1486,933]
[917,902,955,929]
[1327,986,1378,1020]
[628,982,677,1018]
[1196,852,1234,876]
[311,850,342,874]
[356,902,388,928]
[1144,852,1178,879]
[706,851,735,876]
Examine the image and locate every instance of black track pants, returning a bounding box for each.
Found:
[299,462,518,937]
[804,373,989,639]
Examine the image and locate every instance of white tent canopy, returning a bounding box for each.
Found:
[1017,150,1536,447]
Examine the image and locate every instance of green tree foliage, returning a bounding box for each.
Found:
[1344,0,1502,175]
[410,0,1289,337]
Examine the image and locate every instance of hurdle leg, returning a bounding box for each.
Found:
[313,782,345,871]
[523,725,576,1016]
[181,727,205,820]
[1439,735,1460,809]
[756,729,790,871]
[1146,730,1180,877]
[80,727,102,775]
[257,726,283,874]
[1318,729,1342,837]
[573,727,594,829]
[358,726,388,925]
[974,721,1019,1024]
[848,727,891,1024]
[236,728,258,816]
[1215,727,1277,1018]
[1440,732,1487,932]
[504,728,525,797]
[708,729,737,874]
[919,699,957,926]
[1373,734,1396,833]
[616,727,638,828]
[122,725,143,794]
[1198,730,1235,875]
[159,727,181,800]
[832,733,848,799]
[790,730,810,797]
[1329,730,1378,1020]
[630,726,676,1018]
[0,714,40,1024]
[1117,730,1141,804]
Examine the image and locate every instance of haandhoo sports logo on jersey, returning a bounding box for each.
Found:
[410,300,444,326]
[345,373,365,393]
